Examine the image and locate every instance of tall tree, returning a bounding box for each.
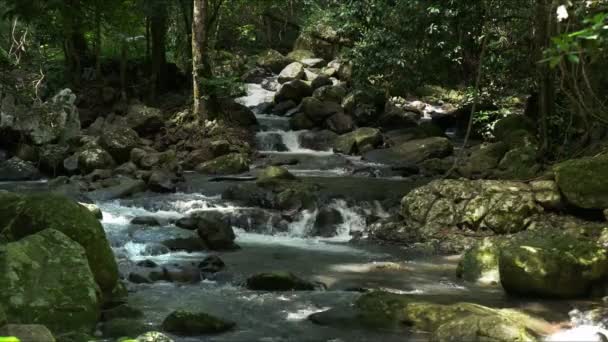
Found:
[192,0,208,121]
[535,0,557,154]
[149,0,168,99]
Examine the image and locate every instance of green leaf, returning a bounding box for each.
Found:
[567,54,580,64]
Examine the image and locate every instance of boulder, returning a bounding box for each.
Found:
[195,153,250,175]
[287,49,315,62]
[301,58,327,68]
[80,202,103,219]
[0,324,56,342]
[311,207,343,237]
[100,126,140,163]
[325,112,354,134]
[136,332,174,342]
[246,272,316,291]
[363,137,452,166]
[499,230,608,298]
[162,311,235,336]
[298,130,338,151]
[275,80,313,104]
[198,255,226,273]
[126,104,164,135]
[290,112,315,130]
[311,75,333,90]
[432,313,539,342]
[256,166,296,185]
[63,153,80,174]
[554,154,608,209]
[216,98,258,127]
[0,229,100,334]
[457,237,502,284]
[0,192,119,293]
[102,304,144,321]
[496,144,540,180]
[78,147,116,174]
[256,49,292,73]
[241,67,269,83]
[131,216,161,226]
[102,319,148,338]
[493,115,536,141]
[195,211,238,250]
[0,157,40,181]
[148,170,177,193]
[272,100,297,115]
[313,85,347,103]
[278,62,305,83]
[302,97,342,123]
[458,142,509,179]
[333,128,382,155]
[38,144,70,174]
[87,178,146,200]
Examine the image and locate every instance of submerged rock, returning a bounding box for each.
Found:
[161,310,235,336]
[0,229,100,335]
[198,255,226,273]
[246,272,316,291]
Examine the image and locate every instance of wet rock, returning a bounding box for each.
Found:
[333,127,382,155]
[162,237,206,252]
[78,147,116,174]
[216,98,258,127]
[458,142,508,179]
[198,255,226,273]
[38,144,70,175]
[457,237,502,284]
[85,168,113,182]
[246,272,316,291]
[278,62,305,83]
[0,324,56,342]
[195,153,250,175]
[63,153,80,174]
[256,166,296,185]
[363,137,453,166]
[256,132,288,152]
[290,112,315,130]
[148,170,177,193]
[499,230,608,298]
[313,84,347,103]
[195,212,239,250]
[126,104,164,135]
[114,161,138,176]
[131,216,161,226]
[102,304,144,321]
[80,202,103,219]
[272,100,297,115]
[311,75,333,90]
[88,177,146,200]
[102,318,148,338]
[152,265,202,283]
[298,130,338,151]
[0,157,40,181]
[100,126,140,163]
[136,259,159,268]
[0,229,100,334]
[554,154,608,209]
[256,49,292,73]
[275,80,313,104]
[302,97,342,123]
[136,332,174,342]
[241,67,269,83]
[128,272,153,284]
[311,207,343,237]
[162,310,235,336]
[0,192,118,294]
[325,112,354,134]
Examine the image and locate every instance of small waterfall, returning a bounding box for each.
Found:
[328,199,367,239]
[235,83,276,113]
[288,210,318,237]
[546,309,608,342]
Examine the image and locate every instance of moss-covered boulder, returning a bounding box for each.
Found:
[161,311,235,336]
[0,192,119,294]
[499,230,608,298]
[246,272,316,291]
[256,166,296,185]
[497,144,540,180]
[195,153,250,175]
[457,238,502,284]
[287,49,315,62]
[493,115,536,141]
[554,154,608,209]
[100,126,140,163]
[333,127,382,155]
[363,137,453,166]
[78,146,116,174]
[0,324,56,342]
[432,313,539,342]
[256,49,292,73]
[458,142,508,179]
[0,229,100,334]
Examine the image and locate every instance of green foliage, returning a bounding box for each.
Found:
[200,77,245,99]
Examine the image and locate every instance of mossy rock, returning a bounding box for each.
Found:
[102,319,148,338]
[195,153,250,175]
[499,230,608,298]
[0,192,119,294]
[457,237,503,284]
[432,313,539,342]
[493,115,536,141]
[161,311,235,336]
[246,272,316,291]
[333,127,382,155]
[497,145,540,180]
[0,229,100,335]
[287,49,315,62]
[103,304,144,321]
[0,324,56,342]
[256,49,292,73]
[554,154,608,209]
[458,142,508,178]
[256,166,296,185]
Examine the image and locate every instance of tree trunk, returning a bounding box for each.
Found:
[94,1,102,82]
[150,3,168,100]
[535,0,556,155]
[192,0,209,122]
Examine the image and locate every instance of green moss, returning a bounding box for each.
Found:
[493,115,536,141]
[195,153,250,175]
[457,238,502,283]
[555,154,608,209]
[161,311,235,336]
[0,193,119,295]
[256,166,296,186]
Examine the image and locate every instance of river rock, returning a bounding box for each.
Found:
[100,126,140,163]
[456,237,502,284]
[0,229,100,335]
[290,112,315,130]
[313,85,347,103]
[0,325,56,342]
[325,112,354,134]
[80,202,103,219]
[333,127,382,155]
[131,216,161,226]
[216,98,258,127]
[161,311,235,335]
[554,154,608,209]
[126,104,164,135]
[102,318,148,338]
[78,147,116,174]
[256,166,296,185]
[257,49,292,73]
[136,332,174,342]
[0,192,119,293]
[458,142,508,179]
[278,62,305,83]
[198,255,226,273]
[275,80,313,104]
[311,207,343,237]
[87,177,146,200]
[287,49,315,61]
[493,114,536,141]
[148,169,177,193]
[195,211,238,250]
[298,130,338,151]
[311,75,333,90]
[102,304,144,321]
[376,101,421,130]
[363,137,453,166]
[0,157,40,181]
[246,272,316,291]
[302,97,342,123]
[195,153,250,175]
[272,100,297,115]
[38,144,70,174]
[499,230,608,298]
